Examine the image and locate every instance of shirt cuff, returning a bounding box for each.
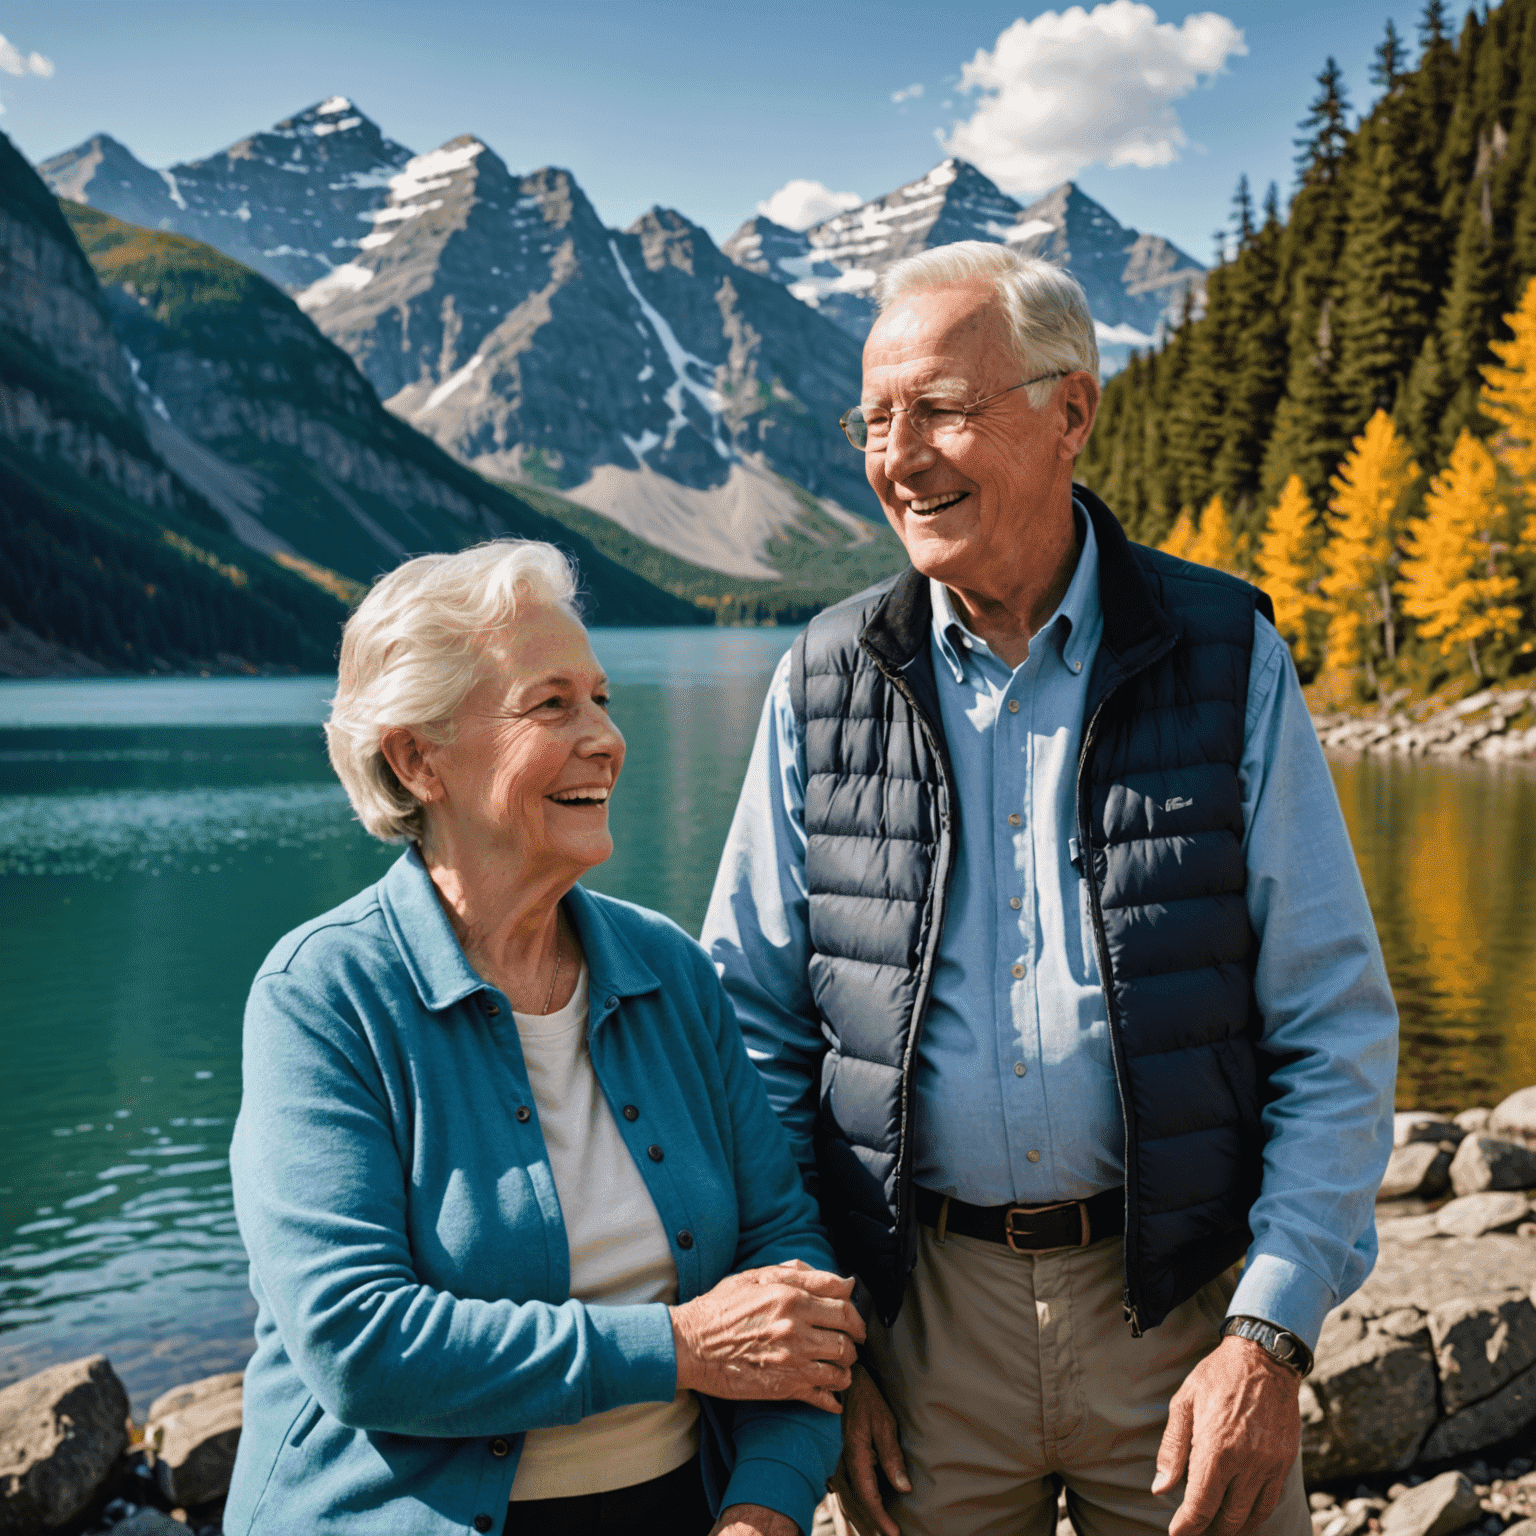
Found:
[582,1301,678,1413]
[722,1454,824,1535]
[1227,1253,1337,1353]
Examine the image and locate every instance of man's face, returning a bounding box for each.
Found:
[859,280,1096,593]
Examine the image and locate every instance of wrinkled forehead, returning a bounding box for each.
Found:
[861,283,1014,402]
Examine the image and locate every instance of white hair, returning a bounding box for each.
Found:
[325,540,581,843]
[873,242,1099,406]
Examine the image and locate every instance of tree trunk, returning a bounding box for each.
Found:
[1469,636,1483,678]
[1380,577,1397,663]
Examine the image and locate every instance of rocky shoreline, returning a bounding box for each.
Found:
[1312,689,1536,761]
[5,1086,1535,1535]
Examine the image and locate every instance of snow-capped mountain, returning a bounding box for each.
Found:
[722,159,1204,368]
[38,98,411,291]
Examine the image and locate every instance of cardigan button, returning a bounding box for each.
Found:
[623,1105,639,1121]
[515,1106,531,1123]
[474,1517,494,1533]
[648,1144,664,1162]
[677,1229,694,1249]
[489,1437,509,1457]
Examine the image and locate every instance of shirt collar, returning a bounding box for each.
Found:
[929,498,1102,683]
[378,846,659,1014]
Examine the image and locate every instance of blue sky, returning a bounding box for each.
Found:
[6,1,1433,261]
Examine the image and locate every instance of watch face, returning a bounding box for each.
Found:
[1272,1333,1297,1361]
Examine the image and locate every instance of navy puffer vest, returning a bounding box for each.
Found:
[792,487,1274,1332]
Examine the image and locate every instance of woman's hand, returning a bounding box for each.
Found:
[671,1259,865,1413]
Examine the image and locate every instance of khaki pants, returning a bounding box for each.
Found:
[824,1225,1309,1536]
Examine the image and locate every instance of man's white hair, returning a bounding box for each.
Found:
[325,540,581,844]
[873,242,1099,406]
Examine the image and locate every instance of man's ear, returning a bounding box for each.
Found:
[1059,371,1101,460]
[380,726,442,805]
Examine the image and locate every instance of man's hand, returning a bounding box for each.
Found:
[1152,1335,1302,1536]
[709,1503,799,1536]
[826,1363,911,1536]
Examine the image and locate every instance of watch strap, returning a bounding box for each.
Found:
[1221,1315,1313,1377]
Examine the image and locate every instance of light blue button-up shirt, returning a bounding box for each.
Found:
[702,507,1398,1350]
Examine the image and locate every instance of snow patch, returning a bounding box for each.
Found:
[358,230,395,250]
[234,202,251,223]
[317,96,352,115]
[363,199,442,225]
[623,430,662,465]
[296,263,374,312]
[787,267,879,308]
[123,347,171,422]
[390,142,484,203]
[421,354,484,413]
[158,169,187,211]
[1006,218,1056,243]
[312,116,363,137]
[636,364,655,383]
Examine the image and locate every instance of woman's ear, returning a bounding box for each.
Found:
[380,727,443,805]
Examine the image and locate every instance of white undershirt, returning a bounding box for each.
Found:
[508,960,700,1500]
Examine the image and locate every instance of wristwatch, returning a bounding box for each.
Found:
[1221,1316,1314,1377]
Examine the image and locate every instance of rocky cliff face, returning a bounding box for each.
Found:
[38,99,411,293]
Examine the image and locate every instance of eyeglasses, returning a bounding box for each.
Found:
[839,373,1068,452]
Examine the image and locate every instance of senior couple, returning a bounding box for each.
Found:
[224,243,1397,1536]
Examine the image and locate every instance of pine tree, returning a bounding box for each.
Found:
[1256,475,1327,665]
[1188,495,1240,573]
[1482,275,1536,485]
[1159,508,1198,561]
[1399,429,1522,676]
[1322,410,1421,684]
[1372,18,1409,93]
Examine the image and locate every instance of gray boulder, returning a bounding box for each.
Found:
[1381,1143,1454,1200]
[1490,1087,1536,1144]
[1455,1108,1492,1133]
[1300,1322,1439,1482]
[1428,1292,1536,1412]
[1420,1358,1536,1461]
[1435,1192,1531,1238]
[1449,1135,1536,1197]
[0,1354,129,1534]
[146,1370,243,1507]
[1395,1113,1465,1148]
[1379,1472,1481,1536]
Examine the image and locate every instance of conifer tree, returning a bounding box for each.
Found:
[1256,475,1327,666]
[1372,18,1408,93]
[1482,276,1536,485]
[1399,430,1522,676]
[1188,495,1240,573]
[1322,410,1421,684]
[1158,508,1198,561]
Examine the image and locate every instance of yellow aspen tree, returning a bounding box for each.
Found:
[1255,474,1326,665]
[1482,276,1536,488]
[1158,508,1197,561]
[1187,495,1239,574]
[1399,430,1522,679]
[1321,409,1420,686]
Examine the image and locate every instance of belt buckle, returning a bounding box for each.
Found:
[1004,1200,1092,1253]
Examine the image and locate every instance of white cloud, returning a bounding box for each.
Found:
[939,2,1245,195]
[891,83,924,104]
[0,36,55,77]
[757,178,863,232]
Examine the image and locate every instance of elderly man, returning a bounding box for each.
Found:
[701,243,1396,1536]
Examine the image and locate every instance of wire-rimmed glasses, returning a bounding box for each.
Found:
[838,372,1068,452]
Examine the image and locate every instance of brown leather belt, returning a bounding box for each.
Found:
[914,1186,1125,1252]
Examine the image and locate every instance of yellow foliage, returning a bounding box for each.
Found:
[270,550,367,606]
[1158,508,1197,561]
[1255,474,1325,664]
[1398,430,1521,677]
[1187,495,1239,574]
[161,529,248,588]
[1321,410,1419,673]
[1482,276,1536,488]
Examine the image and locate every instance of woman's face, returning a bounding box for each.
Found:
[424,605,625,876]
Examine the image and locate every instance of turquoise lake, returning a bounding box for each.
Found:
[1,628,1533,1414]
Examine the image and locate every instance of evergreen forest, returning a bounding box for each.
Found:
[1077,0,1536,699]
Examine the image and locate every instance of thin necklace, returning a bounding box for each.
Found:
[542,931,563,1014]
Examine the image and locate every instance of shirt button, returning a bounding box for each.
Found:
[515,1106,531,1123]
[1009,897,1022,910]
[483,1000,500,1017]
[1007,813,1022,827]
[1027,1149,1041,1163]
[623,1105,639,1121]
[1011,963,1025,979]
[648,1144,664,1161]
[474,1517,494,1533]
[489,1437,509,1457]
[1073,661,1082,672]
[606,996,618,1009]
[1014,1062,1027,1077]
[677,1229,695,1249]
[1008,699,1020,713]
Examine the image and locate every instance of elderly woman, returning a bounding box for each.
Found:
[223,541,858,1536]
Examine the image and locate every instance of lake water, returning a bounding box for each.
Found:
[2,630,1533,1414]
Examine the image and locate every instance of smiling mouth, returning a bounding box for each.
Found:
[548,788,610,807]
[908,491,968,516]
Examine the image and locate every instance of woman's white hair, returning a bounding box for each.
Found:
[873,242,1100,406]
[325,540,581,843]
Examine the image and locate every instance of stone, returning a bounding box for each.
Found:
[113,1511,185,1535]
[1301,1325,1440,1483]
[1378,1214,1443,1243]
[1361,1235,1536,1311]
[1428,1293,1536,1413]
[145,1370,243,1507]
[1380,1472,1481,1536]
[1449,1136,1536,1197]
[1435,1193,1532,1238]
[1456,1109,1493,1133]
[0,1353,129,1534]
[1396,1113,1466,1148]
[1503,1524,1536,1536]
[1490,1087,1536,1144]
[1421,1359,1536,1461]
[1382,1143,1454,1200]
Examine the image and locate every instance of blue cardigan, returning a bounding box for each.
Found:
[225,848,841,1535]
